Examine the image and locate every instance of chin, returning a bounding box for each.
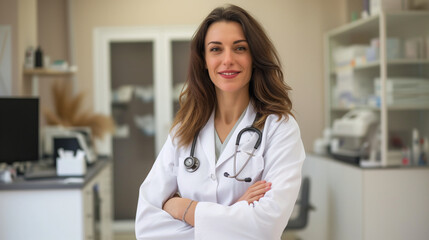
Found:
[217,85,248,94]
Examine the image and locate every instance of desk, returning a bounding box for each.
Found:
[297,154,429,240]
[0,158,113,240]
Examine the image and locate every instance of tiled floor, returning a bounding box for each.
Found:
[114,232,135,240]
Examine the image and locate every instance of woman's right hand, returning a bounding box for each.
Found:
[236,180,272,204]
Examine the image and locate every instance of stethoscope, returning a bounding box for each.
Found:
[183,114,262,182]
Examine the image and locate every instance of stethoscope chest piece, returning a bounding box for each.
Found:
[184,156,200,172]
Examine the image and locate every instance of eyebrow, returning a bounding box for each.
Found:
[207,40,248,46]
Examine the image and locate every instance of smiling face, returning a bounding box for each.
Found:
[204,21,253,96]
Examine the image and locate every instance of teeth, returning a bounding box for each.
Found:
[221,72,237,75]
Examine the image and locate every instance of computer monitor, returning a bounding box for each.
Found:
[0,97,39,164]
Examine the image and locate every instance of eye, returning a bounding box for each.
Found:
[210,47,221,52]
[236,46,246,51]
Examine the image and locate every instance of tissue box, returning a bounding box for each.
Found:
[56,150,87,176]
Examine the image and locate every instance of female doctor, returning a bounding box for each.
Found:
[135,4,305,240]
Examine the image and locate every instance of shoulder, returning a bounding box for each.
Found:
[264,113,301,139]
[168,124,189,151]
[265,113,299,130]
[168,129,180,149]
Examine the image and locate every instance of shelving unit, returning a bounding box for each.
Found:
[24,68,77,96]
[23,68,76,75]
[325,11,429,167]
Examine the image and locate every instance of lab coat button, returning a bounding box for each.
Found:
[210,174,216,181]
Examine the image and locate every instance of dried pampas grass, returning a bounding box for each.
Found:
[44,81,115,139]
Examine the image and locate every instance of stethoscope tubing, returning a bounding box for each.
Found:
[184,114,263,182]
[224,146,256,182]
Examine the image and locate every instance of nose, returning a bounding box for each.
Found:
[222,49,234,67]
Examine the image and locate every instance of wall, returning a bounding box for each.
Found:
[3,0,350,148]
[0,0,37,96]
[37,0,70,123]
[18,0,38,95]
[68,0,348,150]
[0,1,17,95]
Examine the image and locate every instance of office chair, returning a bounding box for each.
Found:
[285,177,314,230]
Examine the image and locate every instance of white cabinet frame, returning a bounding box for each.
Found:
[93,25,196,155]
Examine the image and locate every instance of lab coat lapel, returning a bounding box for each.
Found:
[216,104,257,168]
[199,111,216,171]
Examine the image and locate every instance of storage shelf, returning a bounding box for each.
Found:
[328,11,429,39]
[387,105,429,111]
[386,11,429,25]
[24,68,76,76]
[327,14,379,38]
[331,105,429,111]
[388,59,429,65]
[354,61,380,70]
[330,59,429,74]
[331,106,378,111]
[24,68,77,96]
[386,10,429,17]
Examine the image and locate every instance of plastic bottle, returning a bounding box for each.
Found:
[24,46,34,69]
[419,137,428,166]
[412,128,420,165]
[402,147,410,166]
[35,46,43,68]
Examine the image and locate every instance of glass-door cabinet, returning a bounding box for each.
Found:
[94,26,195,220]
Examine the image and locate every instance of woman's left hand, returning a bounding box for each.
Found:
[236,180,271,204]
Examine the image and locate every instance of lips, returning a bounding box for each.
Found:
[219,70,240,78]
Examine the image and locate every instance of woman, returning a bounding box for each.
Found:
[135,4,305,240]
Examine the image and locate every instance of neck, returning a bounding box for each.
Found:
[215,90,249,125]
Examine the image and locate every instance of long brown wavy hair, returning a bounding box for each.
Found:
[171,4,293,147]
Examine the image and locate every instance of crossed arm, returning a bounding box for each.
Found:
[162,180,272,226]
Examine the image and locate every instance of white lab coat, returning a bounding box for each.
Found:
[135,103,305,240]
